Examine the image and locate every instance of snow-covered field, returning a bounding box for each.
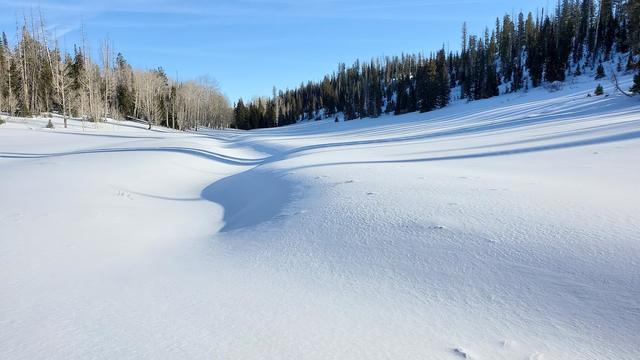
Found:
[1,76,639,359]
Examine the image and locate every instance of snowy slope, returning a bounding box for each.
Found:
[1,75,639,360]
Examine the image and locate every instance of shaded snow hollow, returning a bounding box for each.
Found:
[1,75,639,359]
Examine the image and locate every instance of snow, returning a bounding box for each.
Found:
[1,75,639,359]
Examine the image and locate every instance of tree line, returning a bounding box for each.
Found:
[235,0,640,130]
[0,17,232,129]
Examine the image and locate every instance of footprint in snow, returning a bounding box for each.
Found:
[8,213,23,222]
[115,190,133,200]
[331,179,357,188]
[528,352,545,360]
[452,347,472,359]
[275,210,308,220]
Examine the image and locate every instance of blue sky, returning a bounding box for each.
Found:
[0,0,549,101]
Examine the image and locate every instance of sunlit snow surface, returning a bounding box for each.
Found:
[1,76,639,359]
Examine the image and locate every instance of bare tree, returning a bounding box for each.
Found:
[1,14,232,130]
[101,39,113,120]
[39,14,70,127]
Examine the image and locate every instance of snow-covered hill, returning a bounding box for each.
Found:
[1,75,639,359]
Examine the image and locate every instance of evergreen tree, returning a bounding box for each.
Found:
[629,0,640,54]
[435,49,451,107]
[234,99,248,130]
[631,72,640,94]
[596,0,616,59]
[418,57,437,112]
[594,83,604,95]
[526,13,544,87]
[595,63,606,79]
[626,53,636,71]
[484,29,500,98]
[321,76,336,116]
[395,75,409,115]
[114,53,134,117]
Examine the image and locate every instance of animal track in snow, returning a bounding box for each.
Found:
[115,190,133,200]
[452,347,472,358]
[528,352,545,360]
[331,179,357,188]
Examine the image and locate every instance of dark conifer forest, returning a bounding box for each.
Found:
[1,1,639,131]
[233,0,640,130]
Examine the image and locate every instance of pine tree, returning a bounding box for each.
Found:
[626,54,636,71]
[484,30,500,98]
[595,63,606,79]
[460,22,472,99]
[265,100,276,127]
[321,77,336,116]
[498,15,514,81]
[631,72,640,94]
[594,83,604,95]
[526,12,544,87]
[234,99,248,130]
[395,75,409,115]
[419,58,437,112]
[435,49,451,107]
[629,0,640,54]
[596,0,616,59]
[114,53,134,118]
[542,15,566,83]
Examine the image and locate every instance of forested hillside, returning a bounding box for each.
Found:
[1,1,639,132]
[234,0,640,130]
[0,22,232,130]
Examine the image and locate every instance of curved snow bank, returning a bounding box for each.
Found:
[201,165,295,232]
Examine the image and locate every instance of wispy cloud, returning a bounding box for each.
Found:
[1,0,491,27]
